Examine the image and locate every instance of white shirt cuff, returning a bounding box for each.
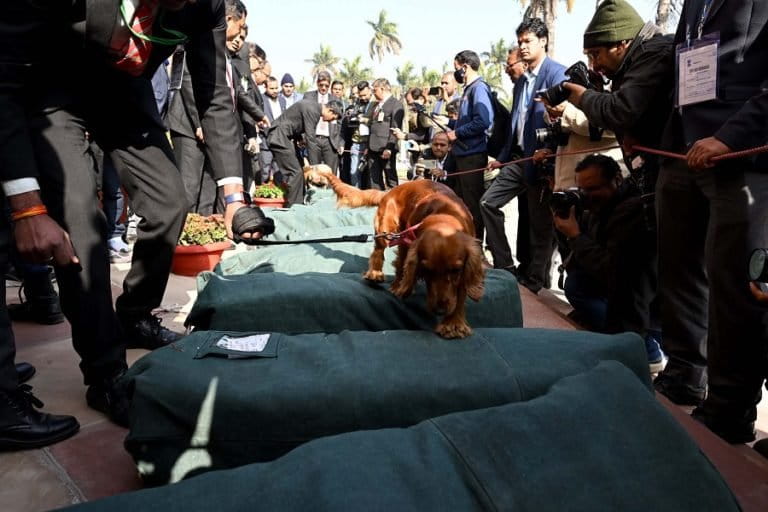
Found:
[3,178,41,196]
[216,177,243,187]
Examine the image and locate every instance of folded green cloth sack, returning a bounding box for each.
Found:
[188,269,522,332]
[123,328,650,486]
[214,225,397,276]
[69,362,738,511]
[261,203,375,241]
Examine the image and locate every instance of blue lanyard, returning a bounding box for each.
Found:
[698,0,714,39]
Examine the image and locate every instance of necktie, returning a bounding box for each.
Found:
[113,0,158,77]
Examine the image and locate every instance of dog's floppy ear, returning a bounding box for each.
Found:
[464,238,485,302]
[391,239,420,298]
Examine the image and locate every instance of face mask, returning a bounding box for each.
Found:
[453,67,466,84]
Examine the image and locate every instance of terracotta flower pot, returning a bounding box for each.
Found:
[171,241,233,277]
[252,197,286,208]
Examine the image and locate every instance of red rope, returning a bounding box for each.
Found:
[633,144,768,162]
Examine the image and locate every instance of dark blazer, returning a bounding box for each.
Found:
[301,90,344,152]
[0,0,241,182]
[667,0,767,167]
[262,93,283,124]
[167,61,202,139]
[266,100,323,151]
[367,95,405,153]
[230,55,264,140]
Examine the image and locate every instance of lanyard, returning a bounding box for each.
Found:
[120,0,187,46]
[697,0,714,40]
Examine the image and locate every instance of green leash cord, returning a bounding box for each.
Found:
[120,0,188,46]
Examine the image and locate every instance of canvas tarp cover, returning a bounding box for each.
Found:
[123,328,650,486]
[69,362,738,511]
[213,225,397,276]
[263,202,375,241]
[187,270,522,332]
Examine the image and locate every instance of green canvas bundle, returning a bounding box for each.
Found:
[122,328,650,486]
[188,270,522,332]
[214,225,397,276]
[262,203,375,241]
[68,362,738,511]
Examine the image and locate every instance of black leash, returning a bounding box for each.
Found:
[244,234,372,245]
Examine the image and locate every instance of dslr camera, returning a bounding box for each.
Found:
[549,187,584,219]
[343,102,368,130]
[535,119,570,147]
[535,61,598,106]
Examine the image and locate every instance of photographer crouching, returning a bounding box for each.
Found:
[554,155,663,372]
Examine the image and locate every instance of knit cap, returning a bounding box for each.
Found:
[281,73,295,85]
[583,0,644,48]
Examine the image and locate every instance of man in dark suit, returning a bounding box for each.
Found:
[304,71,345,173]
[367,78,405,190]
[267,100,344,206]
[260,76,285,183]
[480,19,567,291]
[651,0,768,443]
[0,0,270,440]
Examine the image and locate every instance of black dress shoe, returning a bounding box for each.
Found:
[691,407,756,444]
[15,362,36,384]
[7,299,64,325]
[0,385,80,451]
[121,313,182,350]
[653,373,706,406]
[86,371,130,428]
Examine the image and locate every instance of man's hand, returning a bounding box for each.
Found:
[535,97,566,120]
[429,168,447,180]
[381,149,392,160]
[488,160,504,170]
[562,82,587,107]
[244,138,260,155]
[446,130,457,142]
[533,148,553,164]
[220,184,261,241]
[553,206,581,239]
[14,215,79,267]
[686,136,731,171]
[390,128,406,141]
[195,127,205,144]
[258,116,270,128]
[749,282,768,303]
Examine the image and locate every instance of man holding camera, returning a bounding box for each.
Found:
[341,81,374,188]
[554,155,662,371]
[414,132,452,182]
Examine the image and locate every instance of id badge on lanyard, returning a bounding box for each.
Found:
[675,1,719,108]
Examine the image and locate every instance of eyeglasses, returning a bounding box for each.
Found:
[505,60,525,69]
[440,81,449,85]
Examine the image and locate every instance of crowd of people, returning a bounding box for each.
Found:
[0,0,766,462]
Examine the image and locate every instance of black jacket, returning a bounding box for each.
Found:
[367,95,405,153]
[266,100,323,151]
[0,0,241,182]
[567,182,656,335]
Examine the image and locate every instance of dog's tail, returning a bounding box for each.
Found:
[314,170,386,207]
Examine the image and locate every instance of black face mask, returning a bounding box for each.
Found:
[453,67,466,84]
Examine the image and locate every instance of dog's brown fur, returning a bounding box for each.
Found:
[314,171,485,338]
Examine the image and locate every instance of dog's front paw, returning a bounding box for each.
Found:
[435,321,472,339]
[363,269,385,282]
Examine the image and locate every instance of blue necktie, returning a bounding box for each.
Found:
[516,75,533,149]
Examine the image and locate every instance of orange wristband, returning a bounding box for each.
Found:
[11,205,48,222]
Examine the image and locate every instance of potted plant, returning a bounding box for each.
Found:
[171,213,233,276]
[251,180,286,208]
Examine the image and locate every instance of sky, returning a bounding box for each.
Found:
[242,0,663,91]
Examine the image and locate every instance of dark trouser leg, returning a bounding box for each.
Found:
[516,192,531,274]
[563,266,607,331]
[272,147,305,206]
[453,152,488,241]
[28,109,126,384]
[109,126,187,319]
[524,180,556,292]
[306,141,322,165]
[0,222,18,393]
[480,164,526,269]
[171,133,206,214]
[368,152,386,191]
[197,162,220,215]
[384,153,399,189]
[656,159,709,391]
[699,165,768,419]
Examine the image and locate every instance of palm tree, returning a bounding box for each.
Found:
[482,38,509,69]
[366,9,403,63]
[517,0,577,57]
[655,0,684,33]
[419,66,442,88]
[305,44,340,81]
[296,78,311,94]
[337,56,373,87]
[395,61,417,90]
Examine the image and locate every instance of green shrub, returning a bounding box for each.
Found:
[252,182,285,199]
[177,214,228,246]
